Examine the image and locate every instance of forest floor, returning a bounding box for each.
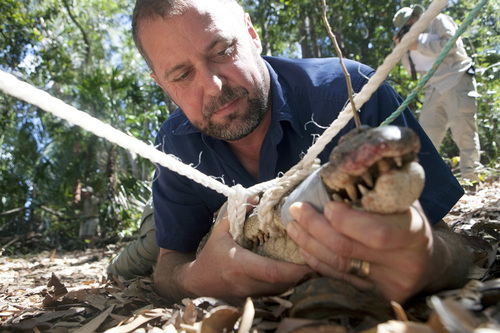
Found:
[1,177,500,333]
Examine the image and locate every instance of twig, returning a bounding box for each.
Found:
[321,0,360,128]
[0,236,20,254]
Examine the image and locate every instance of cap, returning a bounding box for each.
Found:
[393,5,424,31]
[82,186,94,194]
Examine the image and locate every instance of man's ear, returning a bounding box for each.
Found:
[151,72,176,105]
[150,72,162,88]
[244,13,262,53]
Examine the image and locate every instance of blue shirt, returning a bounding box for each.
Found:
[153,56,463,252]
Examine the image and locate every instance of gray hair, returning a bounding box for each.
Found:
[132,0,243,69]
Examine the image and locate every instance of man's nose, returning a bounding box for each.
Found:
[198,64,224,97]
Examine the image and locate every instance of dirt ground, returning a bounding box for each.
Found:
[1,178,500,332]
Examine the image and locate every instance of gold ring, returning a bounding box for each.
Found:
[348,258,370,278]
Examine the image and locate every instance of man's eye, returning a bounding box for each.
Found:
[174,70,191,82]
[218,43,235,57]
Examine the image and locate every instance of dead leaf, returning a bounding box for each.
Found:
[103,308,168,333]
[199,305,241,333]
[6,307,86,330]
[47,273,68,298]
[238,297,255,333]
[66,289,89,303]
[429,295,483,333]
[84,293,109,311]
[49,249,56,262]
[390,301,408,322]
[183,300,200,325]
[73,305,115,333]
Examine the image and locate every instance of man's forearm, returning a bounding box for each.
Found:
[153,251,196,302]
[423,221,474,294]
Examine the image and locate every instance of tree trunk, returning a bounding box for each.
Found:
[300,4,321,58]
[106,143,118,230]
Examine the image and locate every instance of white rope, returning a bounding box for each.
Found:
[255,0,448,229]
[0,70,236,199]
[257,159,321,235]
[227,184,248,243]
[228,178,279,241]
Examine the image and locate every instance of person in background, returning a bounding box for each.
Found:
[132,0,475,305]
[107,198,159,279]
[392,4,481,190]
[79,186,101,249]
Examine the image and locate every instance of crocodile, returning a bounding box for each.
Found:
[239,125,425,264]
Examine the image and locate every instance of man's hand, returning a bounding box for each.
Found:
[154,201,312,305]
[393,34,401,45]
[286,201,472,303]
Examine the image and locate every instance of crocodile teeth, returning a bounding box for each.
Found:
[361,173,374,188]
[394,156,403,167]
[346,184,358,201]
[358,184,369,196]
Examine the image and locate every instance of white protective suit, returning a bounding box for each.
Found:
[401,13,481,182]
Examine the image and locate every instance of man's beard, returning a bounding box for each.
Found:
[196,85,269,141]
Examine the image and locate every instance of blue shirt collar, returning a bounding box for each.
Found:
[264,57,303,141]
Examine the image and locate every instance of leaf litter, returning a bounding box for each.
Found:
[1,178,500,332]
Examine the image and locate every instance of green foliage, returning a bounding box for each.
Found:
[0,0,165,247]
[0,0,44,68]
[244,0,399,66]
[462,0,500,166]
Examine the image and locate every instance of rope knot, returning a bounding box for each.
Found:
[257,158,321,237]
